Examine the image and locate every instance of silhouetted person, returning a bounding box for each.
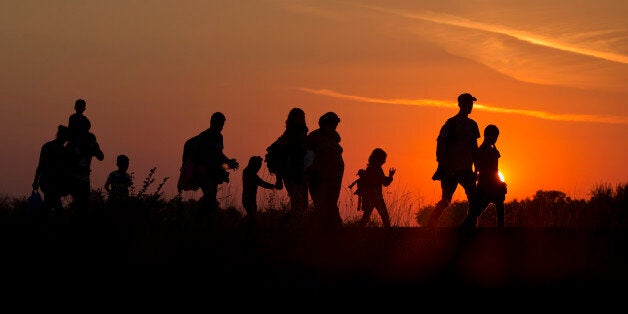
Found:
[306,112,344,232]
[427,93,480,228]
[66,130,104,219]
[32,125,71,219]
[461,125,507,228]
[104,154,132,202]
[242,156,280,224]
[275,108,310,215]
[358,148,396,228]
[193,112,239,226]
[68,99,91,144]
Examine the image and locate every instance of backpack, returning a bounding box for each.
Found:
[264,137,284,176]
[177,135,201,192]
[432,118,457,181]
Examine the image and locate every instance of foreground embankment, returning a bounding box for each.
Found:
[2,223,627,304]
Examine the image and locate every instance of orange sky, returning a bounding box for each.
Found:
[1,0,626,223]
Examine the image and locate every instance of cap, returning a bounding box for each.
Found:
[458,93,477,103]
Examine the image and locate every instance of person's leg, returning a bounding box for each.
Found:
[495,201,504,228]
[327,176,344,230]
[375,197,391,228]
[242,199,255,221]
[244,202,258,234]
[200,181,219,229]
[41,187,57,214]
[359,202,374,227]
[462,193,488,229]
[49,193,63,220]
[307,173,321,212]
[459,172,480,229]
[285,176,309,213]
[50,191,65,225]
[494,192,506,228]
[318,175,343,231]
[72,179,91,223]
[427,177,456,228]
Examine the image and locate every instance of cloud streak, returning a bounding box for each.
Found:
[298,88,628,124]
[365,6,628,65]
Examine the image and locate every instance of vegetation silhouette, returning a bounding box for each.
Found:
[1,179,627,299]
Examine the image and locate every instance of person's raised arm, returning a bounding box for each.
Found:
[383,167,396,187]
[256,175,277,190]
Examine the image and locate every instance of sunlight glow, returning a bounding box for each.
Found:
[498,171,505,183]
[298,88,628,124]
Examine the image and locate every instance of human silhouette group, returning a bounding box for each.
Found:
[33,99,104,222]
[32,93,507,231]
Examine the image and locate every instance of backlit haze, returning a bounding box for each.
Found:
[1,0,626,222]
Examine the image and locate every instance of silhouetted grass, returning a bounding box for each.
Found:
[2,177,627,231]
[415,182,628,228]
[1,176,628,300]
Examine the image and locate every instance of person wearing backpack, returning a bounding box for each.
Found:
[355,148,396,228]
[265,108,310,216]
[193,112,239,225]
[426,93,480,228]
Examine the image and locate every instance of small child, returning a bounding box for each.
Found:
[462,124,507,228]
[68,99,91,136]
[242,156,281,219]
[358,148,396,228]
[105,154,132,201]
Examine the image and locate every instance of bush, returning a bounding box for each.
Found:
[415,183,628,228]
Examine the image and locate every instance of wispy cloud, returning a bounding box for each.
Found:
[364,6,628,65]
[298,88,628,124]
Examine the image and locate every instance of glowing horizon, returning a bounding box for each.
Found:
[298,88,628,124]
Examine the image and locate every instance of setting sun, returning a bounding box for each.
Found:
[498,171,506,183]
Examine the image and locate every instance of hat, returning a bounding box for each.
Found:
[458,93,477,103]
[319,112,340,125]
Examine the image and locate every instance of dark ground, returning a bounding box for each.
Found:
[2,221,628,308]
